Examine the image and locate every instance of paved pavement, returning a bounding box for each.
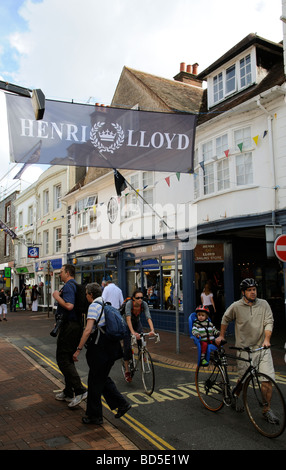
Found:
[0,310,285,451]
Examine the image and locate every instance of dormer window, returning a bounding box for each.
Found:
[210,50,255,107]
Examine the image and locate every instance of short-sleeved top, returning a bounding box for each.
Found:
[87,296,105,328]
[57,279,77,321]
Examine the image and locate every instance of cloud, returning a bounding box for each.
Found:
[6,0,282,106]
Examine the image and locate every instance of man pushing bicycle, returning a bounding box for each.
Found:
[216,278,278,424]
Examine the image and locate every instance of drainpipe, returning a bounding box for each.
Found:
[256,98,277,225]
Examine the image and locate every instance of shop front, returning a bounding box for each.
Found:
[35,257,65,313]
[123,241,185,332]
[68,251,119,288]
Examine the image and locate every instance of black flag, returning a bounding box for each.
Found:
[114,169,127,196]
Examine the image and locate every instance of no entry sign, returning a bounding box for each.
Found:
[274,234,286,262]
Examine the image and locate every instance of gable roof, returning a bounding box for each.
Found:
[112,66,203,114]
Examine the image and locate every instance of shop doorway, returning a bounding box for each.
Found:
[195,263,224,326]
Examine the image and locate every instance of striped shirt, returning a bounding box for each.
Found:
[192,319,219,342]
[87,297,105,327]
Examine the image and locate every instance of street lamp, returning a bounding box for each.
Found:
[0,80,45,120]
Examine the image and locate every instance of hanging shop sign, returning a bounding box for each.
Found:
[195,244,224,262]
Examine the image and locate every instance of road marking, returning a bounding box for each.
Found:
[24,345,175,451]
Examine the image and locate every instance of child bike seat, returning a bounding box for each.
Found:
[188,312,218,366]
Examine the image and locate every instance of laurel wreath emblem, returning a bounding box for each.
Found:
[90,121,124,153]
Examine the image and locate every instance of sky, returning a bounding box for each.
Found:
[0,0,284,197]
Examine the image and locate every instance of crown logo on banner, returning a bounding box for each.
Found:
[98,129,116,142]
[90,121,124,153]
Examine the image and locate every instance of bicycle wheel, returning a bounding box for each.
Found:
[195,360,225,412]
[243,372,286,438]
[141,349,155,395]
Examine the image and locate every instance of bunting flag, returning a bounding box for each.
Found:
[237,143,243,152]
[165,176,170,187]
[224,149,229,157]
[176,172,180,181]
[263,130,268,138]
[253,135,259,146]
[199,161,205,171]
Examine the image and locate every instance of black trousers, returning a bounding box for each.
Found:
[56,321,86,397]
[85,333,127,419]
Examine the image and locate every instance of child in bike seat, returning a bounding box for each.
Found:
[192,305,220,365]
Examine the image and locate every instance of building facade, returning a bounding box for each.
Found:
[63,33,286,334]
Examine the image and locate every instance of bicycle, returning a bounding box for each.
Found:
[195,342,286,438]
[121,332,160,395]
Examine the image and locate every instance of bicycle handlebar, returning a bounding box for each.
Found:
[229,345,270,353]
[131,332,160,344]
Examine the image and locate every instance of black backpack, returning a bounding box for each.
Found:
[70,281,89,322]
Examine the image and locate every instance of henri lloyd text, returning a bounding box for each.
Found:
[20,119,191,151]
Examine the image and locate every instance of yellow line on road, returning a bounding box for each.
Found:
[25,345,175,451]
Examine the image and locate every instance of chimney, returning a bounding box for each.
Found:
[180,62,186,72]
[173,62,202,87]
[192,63,199,75]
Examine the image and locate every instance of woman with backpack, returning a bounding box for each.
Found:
[122,289,155,382]
[72,282,131,425]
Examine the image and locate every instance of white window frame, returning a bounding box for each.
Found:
[53,184,62,211]
[43,230,49,255]
[75,195,98,234]
[43,190,49,215]
[54,227,62,253]
[120,172,154,219]
[209,49,255,107]
[236,152,253,186]
[194,126,254,199]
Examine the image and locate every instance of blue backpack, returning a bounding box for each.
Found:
[94,301,128,341]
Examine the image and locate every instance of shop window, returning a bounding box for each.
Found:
[125,254,182,311]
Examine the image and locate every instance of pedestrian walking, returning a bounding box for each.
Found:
[0,289,8,321]
[73,282,131,425]
[52,264,87,407]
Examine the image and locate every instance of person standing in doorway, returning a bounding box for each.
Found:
[201,283,216,323]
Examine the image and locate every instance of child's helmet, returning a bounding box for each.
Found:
[195,305,210,314]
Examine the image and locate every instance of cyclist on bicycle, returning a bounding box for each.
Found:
[216,277,278,423]
[123,289,155,382]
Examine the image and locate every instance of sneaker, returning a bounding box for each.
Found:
[201,359,209,366]
[68,391,88,408]
[263,409,280,424]
[55,391,73,403]
[125,372,132,383]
